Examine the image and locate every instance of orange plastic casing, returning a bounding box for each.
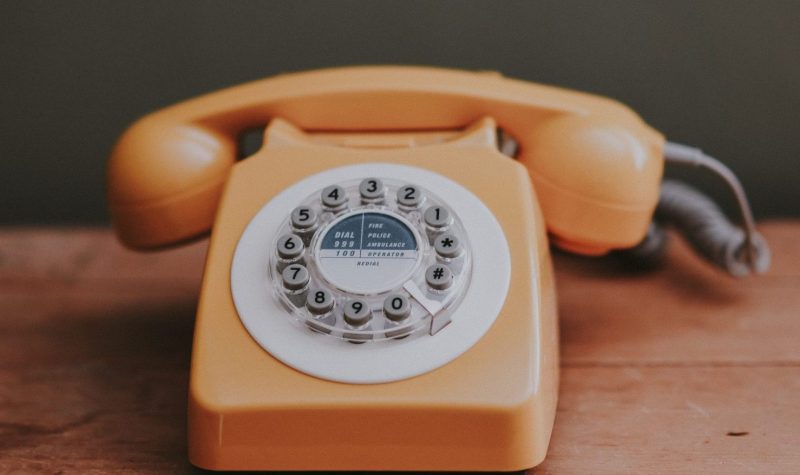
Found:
[188,119,559,470]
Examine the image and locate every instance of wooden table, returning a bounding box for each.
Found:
[1,222,798,474]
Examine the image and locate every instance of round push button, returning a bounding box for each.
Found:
[291,205,317,229]
[306,288,335,314]
[425,263,453,290]
[434,233,462,259]
[396,184,423,208]
[321,185,347,209]
[343,299,372,327]
[383,293,411,322]
[277,234,304,260]
[424,205,451,229]
[282,264,309,291]
[359,178,385,201]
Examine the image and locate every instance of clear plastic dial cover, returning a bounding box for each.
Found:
[269,178,473,343]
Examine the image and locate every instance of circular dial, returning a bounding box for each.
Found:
[231,163,512,383]
[268,177,473,343]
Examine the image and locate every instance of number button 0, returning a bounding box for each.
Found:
[306,288,335,315]
[424,205,451,229]
[425,263,453,290]
[321,185,347,209]
[343,298,371,327]
[359,178,385,201]
[291,205,317,229]
[281,264,309,291]
[383,293,411,322]
[396,184,423,208]
[277,233,304,260]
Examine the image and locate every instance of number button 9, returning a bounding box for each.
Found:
[343,298,372,327]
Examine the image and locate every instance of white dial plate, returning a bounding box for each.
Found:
[231,163,512,384]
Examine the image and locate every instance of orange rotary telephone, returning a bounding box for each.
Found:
[107,66,768,471]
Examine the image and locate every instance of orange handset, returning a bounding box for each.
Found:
[109,66,663,253]
[107,66,666,471]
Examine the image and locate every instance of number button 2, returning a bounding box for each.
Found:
[396,184,423,208]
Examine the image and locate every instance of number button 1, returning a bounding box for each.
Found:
[321,185,347,209]
[424,205,451,229]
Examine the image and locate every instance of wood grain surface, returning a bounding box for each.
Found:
[0,221,797,474]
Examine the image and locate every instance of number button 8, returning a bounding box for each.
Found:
[306,288,334,315]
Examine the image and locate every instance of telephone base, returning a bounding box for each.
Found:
[186,119,559,471]
[188,381,555,471]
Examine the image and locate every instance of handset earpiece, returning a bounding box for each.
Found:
[516,114,665,255]
[108,114,237,249]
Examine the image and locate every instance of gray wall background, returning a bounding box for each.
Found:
[2,0,798,225]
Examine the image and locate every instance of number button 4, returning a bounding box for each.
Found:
[321,185,347,209]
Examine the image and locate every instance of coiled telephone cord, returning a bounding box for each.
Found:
[623,143,770,277]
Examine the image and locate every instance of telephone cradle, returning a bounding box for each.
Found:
[107,66,768,471]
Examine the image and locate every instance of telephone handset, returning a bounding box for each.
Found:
[107,67,768,471]
[108,66,664,253]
